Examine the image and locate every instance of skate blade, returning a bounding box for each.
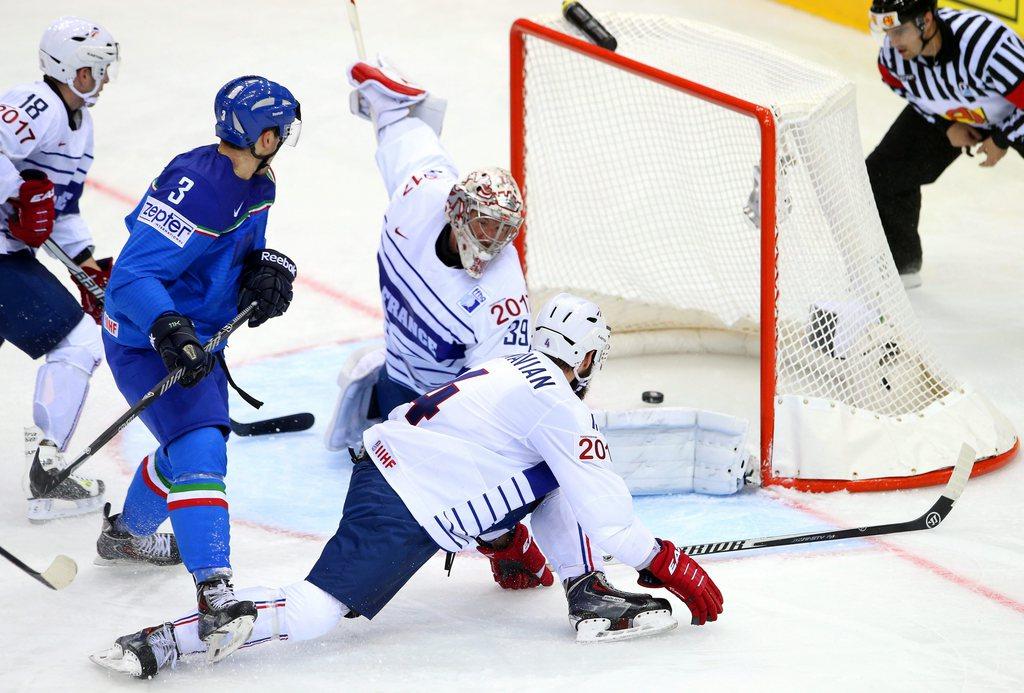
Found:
[27,495,104,523]
[575,609,678,644]
[92,555,183,568]
[90,645,143,678]
[203,615,255,663]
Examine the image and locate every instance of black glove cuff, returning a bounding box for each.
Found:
[243,248,297,281]
[991,128,1011,150]
[148,312,195,349]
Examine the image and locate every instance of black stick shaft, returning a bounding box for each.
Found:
[37,304,257,494]
[679,447,973,557]
[0,546,53,590]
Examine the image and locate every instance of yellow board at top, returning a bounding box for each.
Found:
[772,0,1022,34]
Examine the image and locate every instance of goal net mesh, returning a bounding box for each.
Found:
[517,13,957,421]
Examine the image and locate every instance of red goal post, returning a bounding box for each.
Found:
[508,16,1018,492]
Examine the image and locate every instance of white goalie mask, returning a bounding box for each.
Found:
[444,167,524,279]
[39,17,120,107]
[534,293,611,393]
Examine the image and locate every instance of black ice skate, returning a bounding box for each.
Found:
[95,503,182,567]
[90,622,178,678]
[25,426,104,523]
[565,571,677,643]
[196,575,257,662]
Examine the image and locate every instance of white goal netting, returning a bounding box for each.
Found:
[515,13,1016,485]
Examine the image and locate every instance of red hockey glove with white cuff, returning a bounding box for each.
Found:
[477,523,554,590]
[8,170,56,248]
[637,538,723,625]
[72,256,112,324]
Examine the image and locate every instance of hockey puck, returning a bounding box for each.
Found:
[642,390,664,404]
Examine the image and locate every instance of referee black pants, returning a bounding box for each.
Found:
[865,106,961,274]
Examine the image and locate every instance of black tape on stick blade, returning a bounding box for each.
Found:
[562,1,618,52]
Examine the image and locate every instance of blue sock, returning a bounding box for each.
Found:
[164,427,231,582]
[119,447,172,536]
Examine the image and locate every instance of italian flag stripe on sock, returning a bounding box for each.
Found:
[141,453,172,498]
[167,481,228,511]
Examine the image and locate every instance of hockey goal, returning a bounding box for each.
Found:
[510,14,1018,491]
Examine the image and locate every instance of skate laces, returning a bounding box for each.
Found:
[201,580,238,611]
[135,533,174,559]
[148,624,178,670]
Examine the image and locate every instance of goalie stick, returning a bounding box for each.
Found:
[0,545,77,591]
[33,305,257,497]
[44,240,313,438]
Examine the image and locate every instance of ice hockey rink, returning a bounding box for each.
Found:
[2,0,1024,690]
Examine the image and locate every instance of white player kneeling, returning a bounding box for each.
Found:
[91,293,723,679]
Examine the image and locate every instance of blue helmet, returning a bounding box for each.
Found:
[214,75,301,148]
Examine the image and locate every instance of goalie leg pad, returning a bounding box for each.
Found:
[324,344,386,452]
[348,57,447,137]
[596,407,750,495]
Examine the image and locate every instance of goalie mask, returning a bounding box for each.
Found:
[39,17,120,107]
[534,293,611,394]
[444,167,524,279]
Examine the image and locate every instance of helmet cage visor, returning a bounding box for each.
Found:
[452,205,523,278]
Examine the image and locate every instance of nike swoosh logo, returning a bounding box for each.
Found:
[233,201,245,216]
[393,226,408,239]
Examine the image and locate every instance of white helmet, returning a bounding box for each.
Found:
[444,167,524,279]
[39,17,120,107]
[534,293,611,392]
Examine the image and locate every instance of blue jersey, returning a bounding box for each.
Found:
[103,144,276,348]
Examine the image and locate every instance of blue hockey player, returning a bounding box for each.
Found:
[94,75,301,661]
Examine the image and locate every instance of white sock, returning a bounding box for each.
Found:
[172,581,349,656]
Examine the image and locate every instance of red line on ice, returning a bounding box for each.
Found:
[84,178,383,319]
[774,492,1024,616]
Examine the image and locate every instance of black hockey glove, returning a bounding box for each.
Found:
[237,248,297,328]
[148,312,215,388]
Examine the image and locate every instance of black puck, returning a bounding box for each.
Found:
[642,390,664,404]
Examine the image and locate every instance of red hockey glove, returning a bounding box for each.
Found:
[8,170,56,248]
[476,523,554,590]
[637,538,723,625]
[72,256,112,324]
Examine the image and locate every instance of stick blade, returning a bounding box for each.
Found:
[943,444,976,501]
[40,554,77,590]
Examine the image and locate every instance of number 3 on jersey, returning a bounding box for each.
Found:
[405,368,489,426]
[167,176,194,205]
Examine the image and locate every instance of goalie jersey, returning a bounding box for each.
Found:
[362,350,658,569]
[0,80,96,257]
[373,118,530,393]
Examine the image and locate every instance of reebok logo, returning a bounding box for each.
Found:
[138,195,197,248]
[261,251,297,279]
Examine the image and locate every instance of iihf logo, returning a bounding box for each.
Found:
[925,512,941,528]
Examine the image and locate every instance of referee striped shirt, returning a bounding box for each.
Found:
[878,7,1024,146]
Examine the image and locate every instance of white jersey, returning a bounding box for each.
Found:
[373,117,530,394]
[0,80,96,257]
[362,351,658,569]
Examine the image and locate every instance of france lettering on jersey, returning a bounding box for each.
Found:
[0,80,95,257]
[362,350,657,569]
[878,8,1024,143]
[103,144,275,348]
[373,117,530,393]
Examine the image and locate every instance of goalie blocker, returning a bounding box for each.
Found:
[326,350,750,496]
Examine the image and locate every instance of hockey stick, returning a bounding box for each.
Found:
[0,545,77,591]
[347,0,368,60]
[677,444,975,557]
[33,304,257,496]
[230,412,315,437]
[43,240,314,437]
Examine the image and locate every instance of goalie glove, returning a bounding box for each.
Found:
[476,523,554,590]
[637,538,723,625]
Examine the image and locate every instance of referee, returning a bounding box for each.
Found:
[867,0,1024,288]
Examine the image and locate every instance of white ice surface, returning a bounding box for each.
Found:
[1,1,1024,691]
